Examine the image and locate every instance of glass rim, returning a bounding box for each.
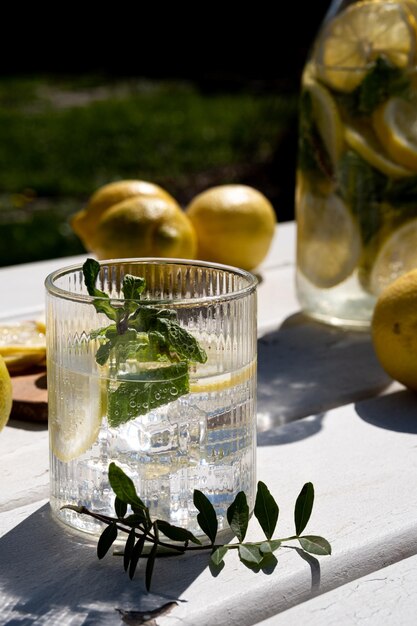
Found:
[45,257,258,306]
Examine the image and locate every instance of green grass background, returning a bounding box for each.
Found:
[0,76,298,266]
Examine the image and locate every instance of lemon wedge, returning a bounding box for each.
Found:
[304,78,344,166]
[372,97,417,171]
[344,123,415,178]
[190,360,256,393]
[296,184,362,288]
[0,321,46,373]
[316,0,416,92]
[49,373,103,463]
[369,218,417,294]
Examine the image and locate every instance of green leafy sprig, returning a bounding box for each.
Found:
[83,259,207,427]
[63,463,331,591]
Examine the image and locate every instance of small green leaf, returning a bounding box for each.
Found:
[123,513,148,527]
[129,534,147,580]
[156,520,201,545]
[193,490,218,544]
[211,545,229,566]
[298,535,332,556]
[114,497,127,519]
[227,492,249,542]
[108,462,147,509]
[254,481,279,540]
[107,362,189,427]
[123,527,136,572]
[145,541,158,591]
[156,318,207,363]
[95,340,112,366]
[294,482,314,536]
[259,540,281,554]
[122,274,146,302]
[97,522,118,559]
[83,258,118,321]
[238,544,263,565]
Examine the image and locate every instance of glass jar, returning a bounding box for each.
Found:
[295,0,417,328]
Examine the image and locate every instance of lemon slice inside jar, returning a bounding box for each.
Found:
[304,78,345,166]
[297,182,362,288]
[344,123,415,178]
[368,218,417,295]
[372,96,417,171]
[315,0,416,92]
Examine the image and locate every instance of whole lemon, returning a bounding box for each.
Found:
[0,354,12,431]
[71,180,178,250]
[91,195,197,260]
[371,268,417,390]
[186,185,276,270]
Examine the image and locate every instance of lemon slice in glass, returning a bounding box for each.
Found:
[0,321,46,373]
[190,360,256,393]
[344,123,415,178]
[369,218,417,294]
[304,78,344,166]
[372,97,417,171]
[49,373,103,463]
[297,184,362,288]
[0,355,12,431]
[316,0,416,92]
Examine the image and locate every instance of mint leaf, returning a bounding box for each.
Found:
[122,274,146,301]
[336,57,410,117]
[254,481,279,540]
[227,491,249,542]
[337,150,386,243]
[156,318,207,363]
[83,258,119,321]
[107,362,189,427]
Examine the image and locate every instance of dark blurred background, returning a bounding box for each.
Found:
[0,3,331,266]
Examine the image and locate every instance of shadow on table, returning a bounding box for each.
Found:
[257,312,391,446]
[0,505,205,625]
[355,388,417,434]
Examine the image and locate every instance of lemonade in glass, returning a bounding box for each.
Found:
[45,259,257,537]
[296,0,417,327]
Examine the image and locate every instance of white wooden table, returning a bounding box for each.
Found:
[1,222,417,625]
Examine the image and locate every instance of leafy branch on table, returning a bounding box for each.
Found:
[63,463,331,591]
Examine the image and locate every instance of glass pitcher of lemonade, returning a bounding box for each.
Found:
[296,0,417,327]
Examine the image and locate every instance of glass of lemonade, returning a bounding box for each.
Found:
[296,0,417,327]
[45,258,257,537]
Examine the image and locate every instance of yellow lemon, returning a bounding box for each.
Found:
[304,78,345,166]
[344,123,414,178]
[91,195,197,260]
[0,321,46,374]
[368,218,417,295]
[296,178,362,288]
[0,354,12,431]
[185,185,276,270]
[372,97,417,172]
[315,0,416,92]
[71,180,178,250]
[372,267,417,390]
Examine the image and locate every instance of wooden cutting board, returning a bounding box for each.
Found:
[10,367,48,422]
